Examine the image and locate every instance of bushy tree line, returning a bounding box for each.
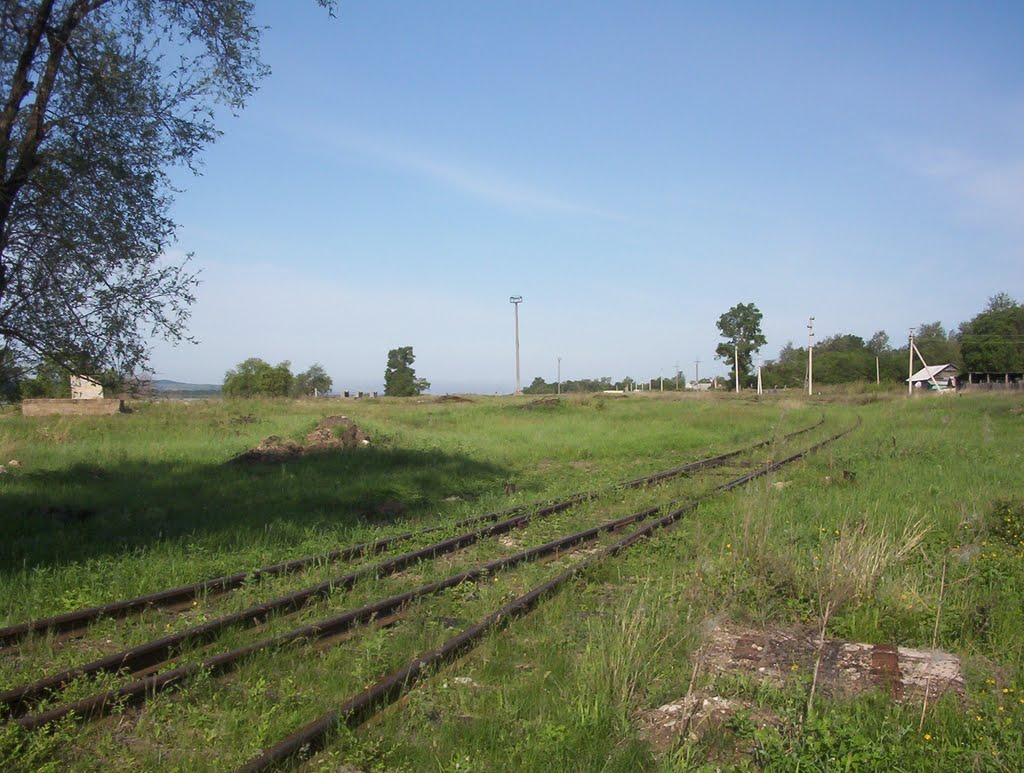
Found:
[760,294,1023,388]
[524,373,690,394]
[0,352,126,402]
[222,359,332,398]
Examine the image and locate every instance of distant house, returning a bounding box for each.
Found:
[907,364,957,389]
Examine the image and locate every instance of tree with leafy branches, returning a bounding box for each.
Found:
[715,302,767,390]
[384,346,429,397]
[0,0,335,378]
[223,357,293,398]
[958,294,1024,372]
[292,363,332,397]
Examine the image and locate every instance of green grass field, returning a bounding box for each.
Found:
[1,391,1022,771]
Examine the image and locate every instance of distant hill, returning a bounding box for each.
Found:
[151,379,222,396]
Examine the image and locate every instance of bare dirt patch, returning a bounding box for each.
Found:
[434,395,474,404]
[639,692,781,756]
[229,416,369,465]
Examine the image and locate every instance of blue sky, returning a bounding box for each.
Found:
[149,1,1024,393]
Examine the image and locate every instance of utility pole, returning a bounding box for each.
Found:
[756,357,763,395]
[510,296,523,395]
[807,316,815,397]
[908,328,915,395]
[694,358,700,388]
[876,356,880,385]
[674,362,680,391]
[557,356,561,395]
[734,342,740,393]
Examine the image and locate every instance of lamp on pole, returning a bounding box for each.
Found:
[510,296,523,395]
[807,316,815,397]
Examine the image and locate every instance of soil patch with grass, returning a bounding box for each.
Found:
[229,415,369,464]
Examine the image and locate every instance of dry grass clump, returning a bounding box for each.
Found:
[807,518,931,713]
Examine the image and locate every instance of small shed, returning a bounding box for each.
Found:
[963,372,1023,390]
[907,364,957,389]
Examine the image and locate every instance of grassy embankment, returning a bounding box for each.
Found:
[0,391,1022,770]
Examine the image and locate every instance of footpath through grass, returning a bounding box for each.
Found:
[1,391,1022,770]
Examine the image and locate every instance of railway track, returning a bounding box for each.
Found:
[0,417,849,770]
[236,419,858,772]
[0,417,821,650]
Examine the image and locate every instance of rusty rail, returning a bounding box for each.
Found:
[16,504,674,730]
[0,418,820,647]
[236,419,856,772]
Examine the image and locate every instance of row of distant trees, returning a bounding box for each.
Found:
[1,344,432,402]
[523,293,1023,394]
[222,359,333,398]
[221,346,430,398]
[524,374,694,394]
[760,293,1023,388]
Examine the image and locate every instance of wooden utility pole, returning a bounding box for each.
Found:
[908,328,915,395]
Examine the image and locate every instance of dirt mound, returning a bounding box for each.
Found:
[522,397,561,410]
[230,416,369,465]
[435,395,473,403]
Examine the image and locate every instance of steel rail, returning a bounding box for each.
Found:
[0,496,585,716]
[12,418,830,729]
[0,503,536,648]
[15,504,674,730]
[0,418,821,647]
[237,419,857,772]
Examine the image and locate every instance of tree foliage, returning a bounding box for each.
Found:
[0,1,334,375]
[913,321,961,367]
[715,302,767,389]
[292,363,332,397]
[222,358,294,398]
[959,294,1024,372]
[384,346,429,397]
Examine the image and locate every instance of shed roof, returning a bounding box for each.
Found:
[907,363,956,382]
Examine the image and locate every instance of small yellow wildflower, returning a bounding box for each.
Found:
[924,733,932,741]
[790,664,799,671]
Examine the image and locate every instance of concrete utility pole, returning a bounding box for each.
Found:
[807,316,815,396]
[510,296,523,395]
[674,362,680,390]
[557,356,561,395]
[756,358,763,395]
[908,328,915,396]
[694,358,700,388]
[734,343,740,393]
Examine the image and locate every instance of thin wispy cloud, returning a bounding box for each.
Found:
[306,125,624,220]
[891,140,1024,235]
